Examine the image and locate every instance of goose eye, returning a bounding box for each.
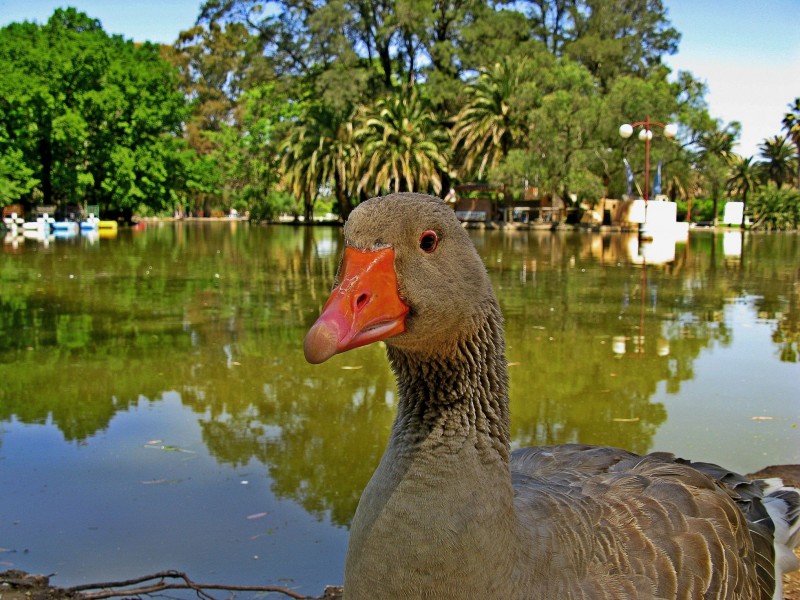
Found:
[419,230,438,253]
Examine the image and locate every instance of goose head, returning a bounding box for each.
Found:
[304,193,496,362]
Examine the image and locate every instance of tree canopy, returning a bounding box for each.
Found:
[0,8,191,215]
[0,1,797,228]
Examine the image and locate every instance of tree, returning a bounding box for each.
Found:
[281,103,360,221]
[782,97,800,190]
[198,0,386,100]
[200,0,680,114]
[527,59,605,203]
[424,3,530,111]
[0,9,190,215]
[451,58,533,180]
[0,144,37,206]
[601,73,692,201]
[697,125,737,225]
[216,84,296,215]
[562,0,680,90]
[171,20,256,215]
[760,135,795,189]
[356,86,450,196]
[748,183,800,230]
[490,56,607,204]
[726,155,759,228]
[186,0,718,217]
[524,0,679,87]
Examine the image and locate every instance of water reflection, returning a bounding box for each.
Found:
[1,225,798,560]
[476,231,720,454]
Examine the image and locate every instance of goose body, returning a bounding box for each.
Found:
[304,193,800,599]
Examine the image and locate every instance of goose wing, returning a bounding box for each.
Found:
[511,444,774,599]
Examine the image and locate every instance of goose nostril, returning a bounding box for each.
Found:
[356,293,369,310]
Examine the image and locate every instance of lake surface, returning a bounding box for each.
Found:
[1,222,798,596]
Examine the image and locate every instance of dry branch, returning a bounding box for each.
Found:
[66,570,311,599]
[1,569,342,600]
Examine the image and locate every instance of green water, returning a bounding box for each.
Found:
[1,223,798,594]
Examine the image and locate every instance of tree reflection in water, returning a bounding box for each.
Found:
[0,224,798,528]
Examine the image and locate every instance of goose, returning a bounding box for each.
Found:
[304,192,800,599]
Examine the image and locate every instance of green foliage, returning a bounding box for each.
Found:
[782,98,800,156]
[759,135,796,188]
[452,57,537,179]
[783,98,800,192]
[248,191,296,222]
[280,102,360,221]
[357,86,450,196]
[0,8,191,215]
[2,2,797,226]
[0,146,38,204]
[693,122,739,224]
[206,84,293,212]
[676,197,716,223]
[195,0,690,209]
[748,184,800,230]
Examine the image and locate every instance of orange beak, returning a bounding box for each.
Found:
[304,246,409,364]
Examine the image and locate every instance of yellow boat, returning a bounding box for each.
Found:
[97,220,118,238]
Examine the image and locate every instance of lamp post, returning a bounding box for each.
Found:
[618,118,678,357]
[619,117,678,202]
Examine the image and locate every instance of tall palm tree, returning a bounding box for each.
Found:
[698,127,735,225]
[451,59,530,180]
[781,97,800,189]
[356,86,450,196]
[726,155,760,228]
[281,125,318,221]
[326,120,361,220]
[281,105,360,221]
[759,135,794,188]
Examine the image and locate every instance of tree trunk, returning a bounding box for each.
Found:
[796,157,800,190]
[337,186,353,222]
[39,134,53,205]
[439,170,452,200]
[378,44,392,90]
[712,183,719,227]
[741,190,748,230]
[335,171,354,221]
[304,194,314,222]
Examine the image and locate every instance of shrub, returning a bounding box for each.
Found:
[748,184,800,230]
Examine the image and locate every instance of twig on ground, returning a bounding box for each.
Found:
[63,570,311,599]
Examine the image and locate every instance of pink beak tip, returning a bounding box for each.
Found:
[303,320,340,364]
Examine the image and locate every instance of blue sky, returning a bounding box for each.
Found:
[1,0,798,157]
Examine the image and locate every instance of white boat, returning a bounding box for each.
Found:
[53,221,80,236]
[80,215,100,230]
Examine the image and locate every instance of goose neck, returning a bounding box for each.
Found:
[387,304,510,462]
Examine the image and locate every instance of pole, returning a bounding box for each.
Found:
[643,116,650,202]
[620,117,677,225]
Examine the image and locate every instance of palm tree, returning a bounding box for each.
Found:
[698,127,735,225]
[781,97,800,189]
[281,105,360,221]
[726,155,760,228]
[281,126,317,221]
[759,135,794,188]
[356,86,450,196]
[326,120,361,220]
[451,59,529,180]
